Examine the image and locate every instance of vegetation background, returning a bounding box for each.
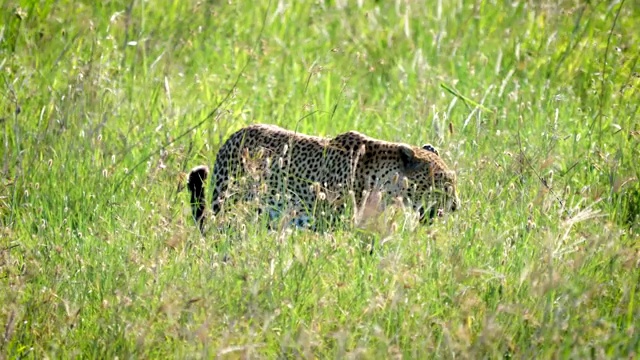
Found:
[1,0,639,358]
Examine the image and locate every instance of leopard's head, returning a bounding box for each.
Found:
[398,144,459,221]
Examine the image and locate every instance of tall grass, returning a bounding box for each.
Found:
[1,0,638,358]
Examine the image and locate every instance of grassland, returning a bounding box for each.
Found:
[1,0,639,358]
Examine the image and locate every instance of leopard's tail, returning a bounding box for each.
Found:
[187,165,209,234]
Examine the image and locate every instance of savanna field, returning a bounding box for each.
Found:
[1,0,639,358]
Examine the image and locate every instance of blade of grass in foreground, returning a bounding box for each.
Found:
[440,82,494,113]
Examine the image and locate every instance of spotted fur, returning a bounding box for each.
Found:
[188,124,459,232]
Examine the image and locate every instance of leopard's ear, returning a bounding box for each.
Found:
[399,146,421,171]
[422,143,439,156]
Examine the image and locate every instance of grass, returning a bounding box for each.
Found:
[1,0,639,358]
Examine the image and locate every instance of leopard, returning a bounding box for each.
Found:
[187,124,459,233]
